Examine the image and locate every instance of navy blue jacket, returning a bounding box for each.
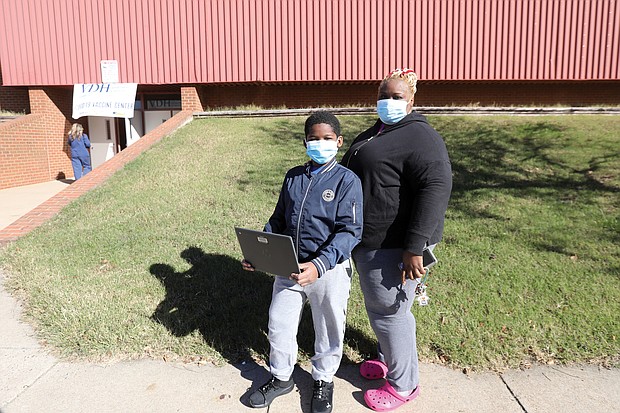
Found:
[265,157,363,277]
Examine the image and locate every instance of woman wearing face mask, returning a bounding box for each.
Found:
[341,69,452,412]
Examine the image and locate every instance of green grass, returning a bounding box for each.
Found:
[1,114,618,370]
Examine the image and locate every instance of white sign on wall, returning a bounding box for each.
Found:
[72,83,138,119]
[100,60,119,83]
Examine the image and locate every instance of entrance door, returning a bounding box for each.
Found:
[87,116,117,169]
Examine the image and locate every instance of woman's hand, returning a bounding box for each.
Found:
[401,251,425,285]
[290,262,319,287]
[241,259,255,271]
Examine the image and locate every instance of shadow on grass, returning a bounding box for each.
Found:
[150,246,324,364]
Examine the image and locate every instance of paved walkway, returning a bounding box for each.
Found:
[1,111,619,413]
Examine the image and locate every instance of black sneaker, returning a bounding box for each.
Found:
[311,380,334,413]
[248,376,294,408]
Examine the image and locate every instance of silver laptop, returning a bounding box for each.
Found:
[235,227,300,277]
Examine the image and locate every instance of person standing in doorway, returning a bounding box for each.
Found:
[67,123,92,180]
[341,68,452,412]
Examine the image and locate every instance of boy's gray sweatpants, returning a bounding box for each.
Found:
[352,246,427,392]
[268,260,352,383]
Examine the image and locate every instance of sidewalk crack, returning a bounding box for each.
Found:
[2,360,59,409]
[500,374,528,413]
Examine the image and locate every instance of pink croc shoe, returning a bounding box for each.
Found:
[360,359,388,380]
[364,382,420,412]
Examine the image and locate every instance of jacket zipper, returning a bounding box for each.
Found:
[352,201,357,224]
[345,124,385,168]
[295,174,314,255]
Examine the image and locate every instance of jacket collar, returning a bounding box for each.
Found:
[304,156,338,175]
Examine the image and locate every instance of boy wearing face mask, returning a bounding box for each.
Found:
[242,111,363,413]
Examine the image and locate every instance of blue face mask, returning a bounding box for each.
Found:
[306,139,338,164]
[376,99,409,125]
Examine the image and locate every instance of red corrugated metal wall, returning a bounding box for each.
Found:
[1,0,618,86]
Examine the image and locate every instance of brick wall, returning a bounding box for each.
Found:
[199,81,620,109]
[0,66,30,113]
[181,86,203,111]
[0,87,73,190]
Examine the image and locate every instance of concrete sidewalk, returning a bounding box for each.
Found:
[0,180,72,231]
[1,181,619,413]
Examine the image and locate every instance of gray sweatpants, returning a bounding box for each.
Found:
[268,260,352,382]
[353,246,429,392]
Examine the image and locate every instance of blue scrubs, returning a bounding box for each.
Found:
[68,134,92,180]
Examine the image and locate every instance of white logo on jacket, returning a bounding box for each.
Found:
[322,189,335,202]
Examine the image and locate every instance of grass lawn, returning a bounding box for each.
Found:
[1,114,618,371]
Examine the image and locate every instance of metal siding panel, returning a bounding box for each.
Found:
[393,0,401,70]
[368,0,376,80]
[207,0,215,82]
[31,0,44,84]
[148,0,158,82]
[537,0,545,79]
[177,0,187,82]
[547,0,557,79]
[347,0,355,80]
[417,0,426,79]
[298,0,306,81]
[51,0,64,83]
[464,0,473,79]
[533,0,541,79]
[338,0,345,80]
[166,0,176,83]
[321,0,329,80]
[453,0,460,80]
[584,0,593,79]
[575,0,585,79]
[256,0,264,81]
[611,0,620,78]
[591,0,603,79]
[194,0,204,83]
[441,0,449,80]
[184,0,195,83]
[280,0,287,81]
[488,0,497,79]
[339,0,346,80]
[228,0,237,82]
[1,0,18,84]
[567,0,577,79]
[458,0,466,80]
[475,0,483,79]
[556,0,566,79]
[308,0,316,80]
[321,0,327,80]
[122,0,133,82]
[242,0,252,81]
[292,0,301,81]
[2,0,620,86]
[216,0,225,82]
[520,0,529,79]
[16,0,26,83]
[598,0,610,79]
[403,0,412,77]
[267,0,275,81]
[500,0,509,80]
